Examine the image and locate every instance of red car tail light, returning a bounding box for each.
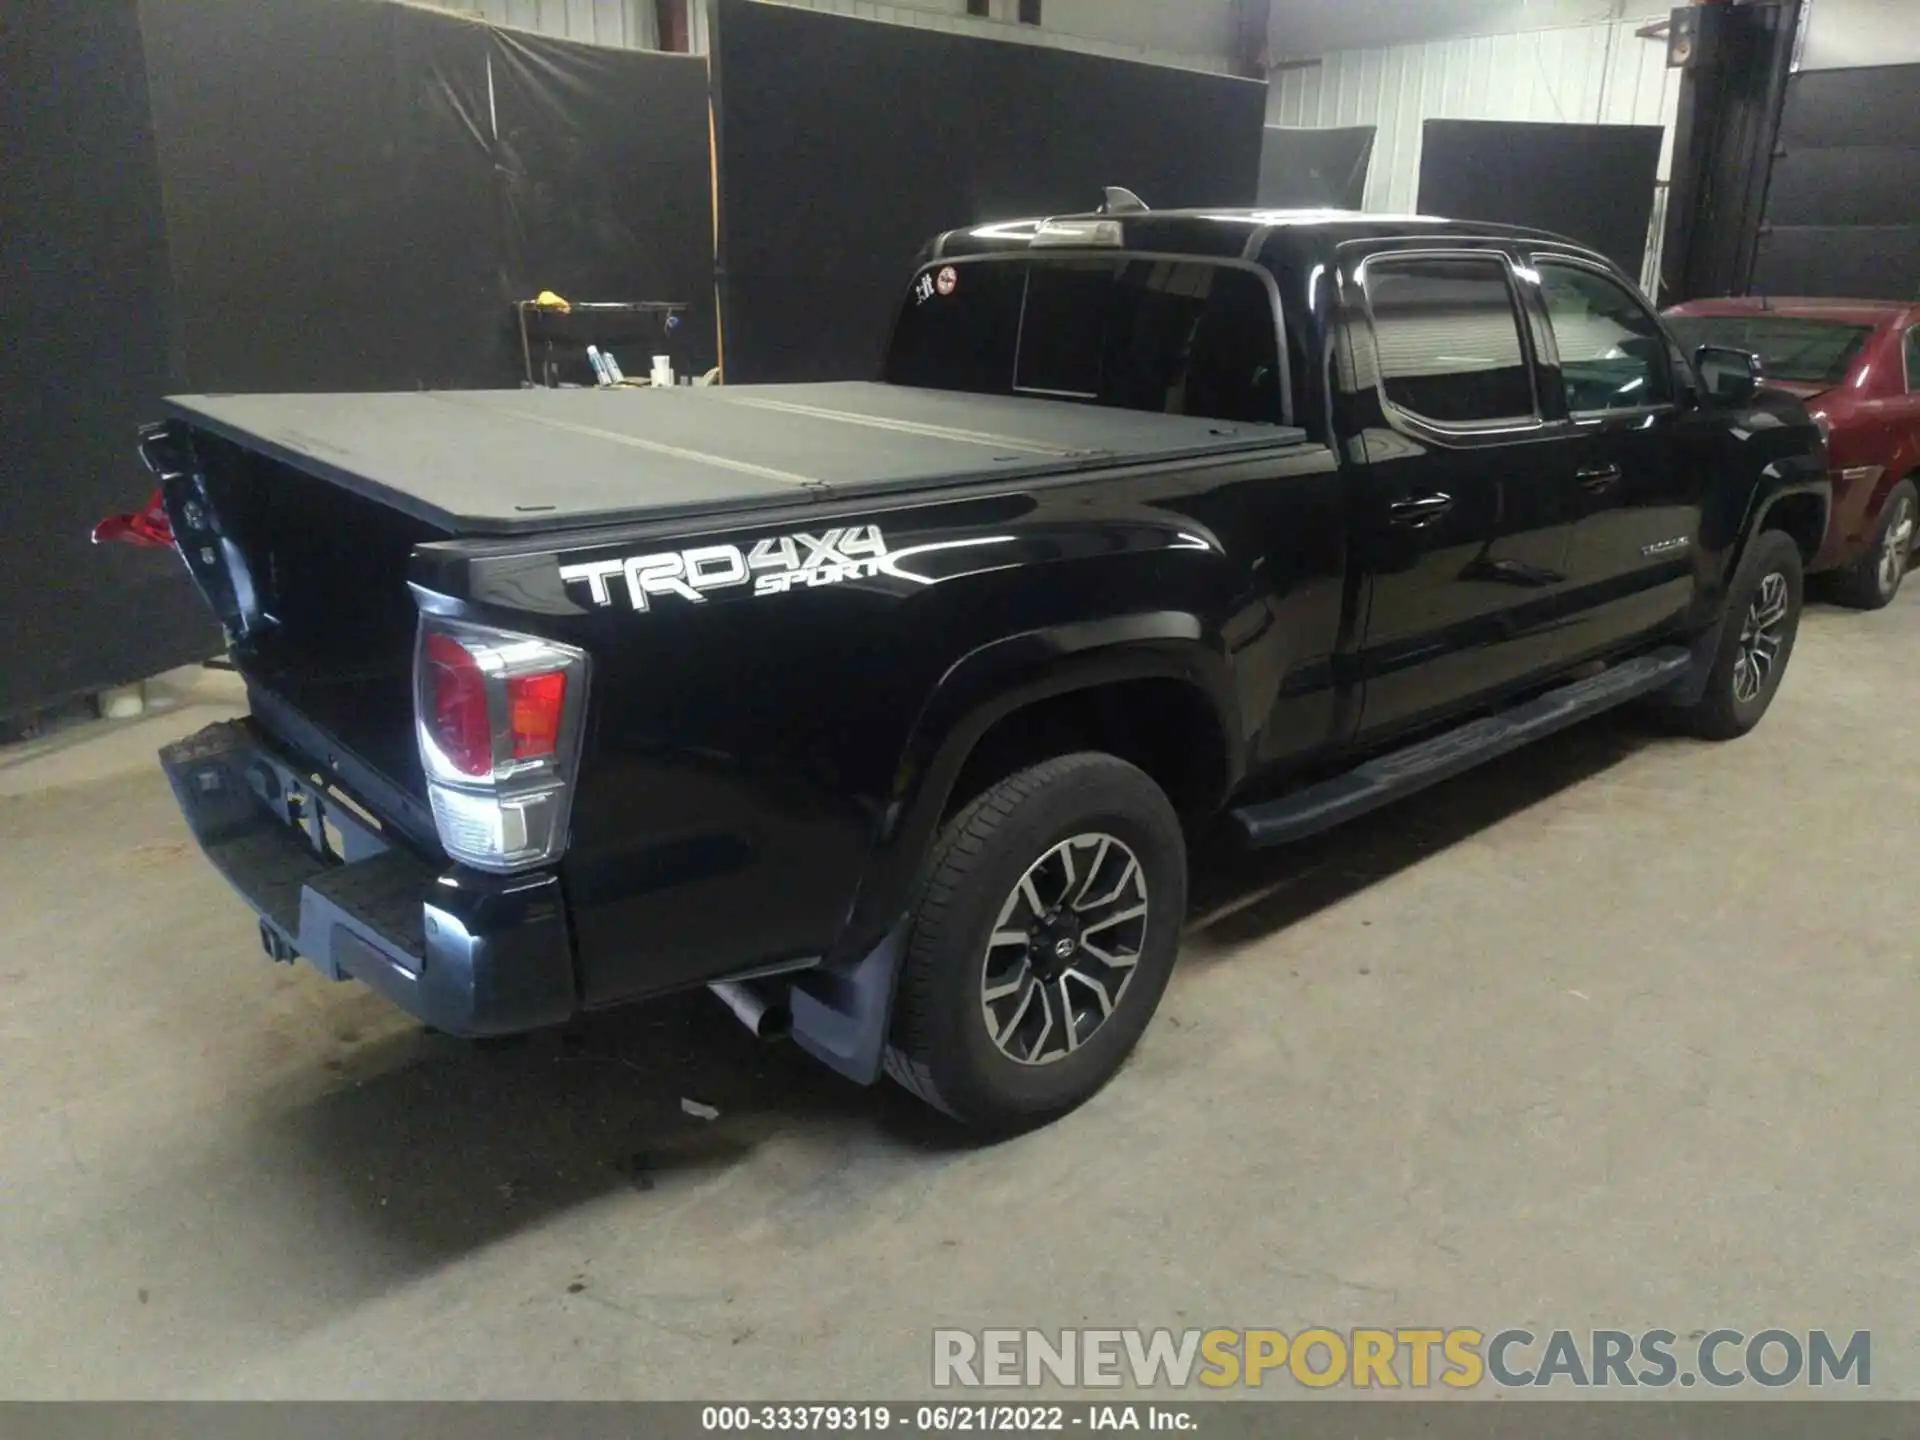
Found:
[92,488,175,548]
[508,671,568,760]
[423,632,493,777]
[413,618,589,872]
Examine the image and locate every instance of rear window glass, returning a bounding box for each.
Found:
[884,257,1287,426]
[1361,256,1536,426]
[1662,315,1875,386]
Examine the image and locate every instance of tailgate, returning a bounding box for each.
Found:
[148,421,448,848]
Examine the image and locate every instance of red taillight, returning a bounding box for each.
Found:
[508,670,567,760]
[415,621,586,872]
[92,488,174,548]
[424,632,493,777]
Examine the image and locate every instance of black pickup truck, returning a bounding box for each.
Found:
[132,208,1828,1132]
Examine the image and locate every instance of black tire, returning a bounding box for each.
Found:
[882,753,1187,1133]
[1829,479,1916,611]
[1667,529,1804,740]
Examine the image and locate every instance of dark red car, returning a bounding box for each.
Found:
[1665,298,1920,609]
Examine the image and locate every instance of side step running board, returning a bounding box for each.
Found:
[1232,647,1692,847]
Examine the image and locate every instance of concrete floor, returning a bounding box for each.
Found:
[2,591,1916,1400]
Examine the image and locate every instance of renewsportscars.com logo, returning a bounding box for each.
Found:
[931,1327,1871,1391]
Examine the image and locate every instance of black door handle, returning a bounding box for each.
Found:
[1388,491,1455,526]
[1577,463,1623,492]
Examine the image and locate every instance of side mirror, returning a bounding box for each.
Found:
[1694,344,1764,405]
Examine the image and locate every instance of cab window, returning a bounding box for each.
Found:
[1536,262,1673,414]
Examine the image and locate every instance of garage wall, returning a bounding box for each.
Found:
[0,0,221,719]
[2,0,720,721]
[411,0,659,47]
[1034,0,1243,70]
[1796,0,1920,72]
[1270,0,1638,58]
[415,0,1246,70]
[1268,12,1677,286]
[711,0,1266,383]
[1269,13,1678,209]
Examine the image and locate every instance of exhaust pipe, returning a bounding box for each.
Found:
[710,979,790,1040]
[259,918,298,964]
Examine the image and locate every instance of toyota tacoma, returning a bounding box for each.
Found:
[114,207,1829,1132]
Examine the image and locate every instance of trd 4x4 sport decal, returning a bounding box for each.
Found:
[560,524,995,613]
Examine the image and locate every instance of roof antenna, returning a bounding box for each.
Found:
[1098,186,1149,214]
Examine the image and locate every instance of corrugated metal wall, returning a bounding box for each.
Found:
[1268,14,1680,287]
[412,0,1240,71]
[419,0,660,48]
[766,0,1238,72]
[1270,14,1680,206]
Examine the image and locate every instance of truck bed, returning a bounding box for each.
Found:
[164,382,1305,536]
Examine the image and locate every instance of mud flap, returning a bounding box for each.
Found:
[787,920,908,1086]
[1660,620,1724,709]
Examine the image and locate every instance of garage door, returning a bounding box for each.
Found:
[1752,60,1920,299]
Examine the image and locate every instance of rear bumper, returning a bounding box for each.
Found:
[160,720,577,1036]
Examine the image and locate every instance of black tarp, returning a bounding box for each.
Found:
[142,0,505,392]
[491,30,717,379]
[4,0,717,719]
[0,1,217,718]
[1257,125,1376,210]
[1752,63,1920,298]
[1417,119,1665,277]
[710,0,1267,384]
[141,1,718,392]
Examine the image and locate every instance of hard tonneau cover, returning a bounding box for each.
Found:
[165,382,1305,536]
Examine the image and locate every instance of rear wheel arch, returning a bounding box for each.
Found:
[1866,465,1920,528]
[944,671,1235,825]
[830,616,1240,962]
[913,618,1242,824]
[1828,475,1917,609]
[1859,465,1920,551]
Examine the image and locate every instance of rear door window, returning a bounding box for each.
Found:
[885,256,1287,426]
[1360,255,1536,427]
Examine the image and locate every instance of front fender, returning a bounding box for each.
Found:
[1670,451,1829,706]
[1740,463,1832,568]
[1696,401,1829,622]
[831,612,1239,964]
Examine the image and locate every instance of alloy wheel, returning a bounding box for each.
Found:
[1732,571,1791,706]
[980,833,1149,1067]
[1878,494,1915,598]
